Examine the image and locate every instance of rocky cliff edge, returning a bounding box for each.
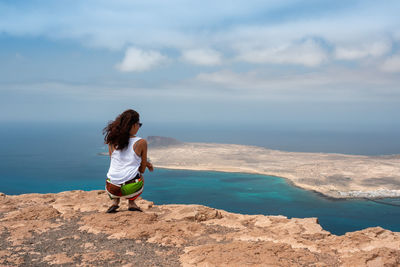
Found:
[1,190,399,266]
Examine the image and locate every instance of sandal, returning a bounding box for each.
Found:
[106,205,119,213]
[128,207,143,212]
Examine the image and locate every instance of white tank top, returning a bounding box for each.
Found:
[107,136,142,184]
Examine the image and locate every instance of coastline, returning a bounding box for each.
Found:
[152,166,350,201]
[154,165,400,200]
[148,142,400,199]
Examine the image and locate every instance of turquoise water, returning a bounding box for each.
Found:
[143,169,400,235]
[1,122,400,235]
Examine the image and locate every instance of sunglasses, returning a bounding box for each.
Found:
[138,122,143,128]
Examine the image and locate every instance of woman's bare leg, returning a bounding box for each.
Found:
[106,198,120,213]
[128,199,140,209]
[112,198,120,206]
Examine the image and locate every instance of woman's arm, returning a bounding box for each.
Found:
[135,139,149,173]
[146,160,154,172]
[108,144,114,157]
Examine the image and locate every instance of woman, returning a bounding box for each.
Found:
[103,109,153,213]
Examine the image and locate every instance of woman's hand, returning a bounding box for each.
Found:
[146,162,154,172]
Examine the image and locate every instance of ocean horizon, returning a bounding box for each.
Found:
[2,120,400,156]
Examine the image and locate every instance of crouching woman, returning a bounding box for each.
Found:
[102,109,153,213]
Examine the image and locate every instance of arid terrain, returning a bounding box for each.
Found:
[148,141,400,198]
[1,190,400,266]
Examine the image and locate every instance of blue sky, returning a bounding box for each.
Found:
[0,0,399,131]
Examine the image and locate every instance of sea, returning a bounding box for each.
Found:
[1,121,400,235]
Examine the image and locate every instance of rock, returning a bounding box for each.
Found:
[43,253,75,265]
[0,190,399,266]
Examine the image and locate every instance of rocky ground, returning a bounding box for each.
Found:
[1,190,400,266]
[148,142,400,198]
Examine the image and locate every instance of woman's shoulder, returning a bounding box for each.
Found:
[132,137,147,145]
[136,138,147,145]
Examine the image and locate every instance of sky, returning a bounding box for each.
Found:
[0,0,400,132]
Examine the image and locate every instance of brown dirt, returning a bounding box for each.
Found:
[0,190,399,266]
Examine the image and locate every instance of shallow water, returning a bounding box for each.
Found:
[142,168,400,235]
[1,122,400,235]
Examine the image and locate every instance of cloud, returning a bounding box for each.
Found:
[1,0,400,73]
[182,49,222,66]
[380,54,400,73]
[335,41,391,60]
[116,47,166,72]
[1,1,398,53]
[195,67,400,100]
[0,0,298,50]
[235,39,328,67]
[196,69,333,92]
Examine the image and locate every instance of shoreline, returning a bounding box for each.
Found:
[154,165,400,200]
[148,142,400,199]
[153,165,348,201]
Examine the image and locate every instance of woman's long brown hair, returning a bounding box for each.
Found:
[103,109,140,150]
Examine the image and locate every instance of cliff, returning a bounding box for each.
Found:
[1,190,399,266]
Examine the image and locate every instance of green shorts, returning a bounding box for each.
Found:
[105,176,144,200]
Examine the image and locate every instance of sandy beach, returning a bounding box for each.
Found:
[148,142,400,199]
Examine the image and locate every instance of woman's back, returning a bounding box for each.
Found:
[107,136,142,184]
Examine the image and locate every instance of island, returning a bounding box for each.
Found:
[147,139,400,199]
